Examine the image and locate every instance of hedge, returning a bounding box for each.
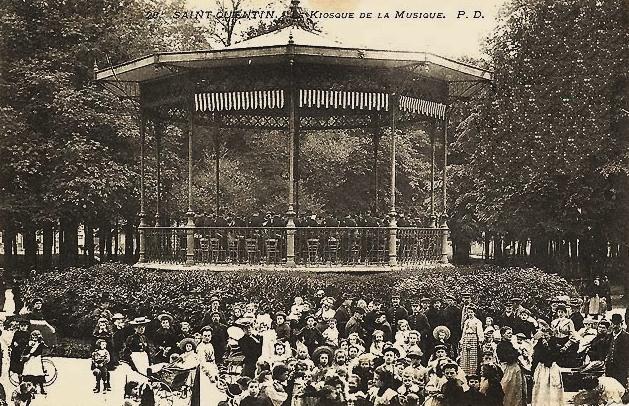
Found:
[20,263,577,339]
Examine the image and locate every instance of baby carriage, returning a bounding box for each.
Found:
[124,359,197,406]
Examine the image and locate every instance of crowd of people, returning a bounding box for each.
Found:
[0,277,624,406]
[54,279,624,406]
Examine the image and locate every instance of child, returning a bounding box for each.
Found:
[240,376,272,406]
[21,331,47,395]
[439,362,465,406]
[463,374,486,406]
[287,297,304,322]
[322,318,340,347]
[91,338,111,392]
[11,382,34,406]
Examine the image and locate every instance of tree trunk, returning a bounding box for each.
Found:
[453,238,471,264]
[85,223,95,266]
[2,224,16,277]
[484,234,491,261]
[42,223,53,269]
[105,222,113,261]
[22,226,37,270]
[124,221,134,263]
[65,219,79,267]
[59,218,67,268]
[113,219,119,261]
[98,226,105,262]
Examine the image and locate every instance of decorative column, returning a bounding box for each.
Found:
[186,106,196,265]
[388,93,398,267]
[138,109,147,262]
[285,58,297,267]
[440,106,449,264]
[215,131,220,215]
[154,121,162,227]
[372,128,380,213]
[429,119,437,228]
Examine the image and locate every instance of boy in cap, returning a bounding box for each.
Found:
[462,374,486,406]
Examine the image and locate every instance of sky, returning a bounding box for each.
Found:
[187,0,508,60]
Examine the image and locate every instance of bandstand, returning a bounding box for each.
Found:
[95,3,491,269]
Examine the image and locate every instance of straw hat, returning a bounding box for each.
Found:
[178,337,197,351]
[129,316,151,325]
[433,325,451,341]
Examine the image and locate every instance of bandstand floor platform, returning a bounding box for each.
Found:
[133,262,452,273]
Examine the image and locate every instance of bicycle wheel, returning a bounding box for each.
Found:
[42,358,58,386]
[8,371,20,386]
[151,381,173,406]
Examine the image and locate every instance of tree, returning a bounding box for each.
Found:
[449,0,629,272]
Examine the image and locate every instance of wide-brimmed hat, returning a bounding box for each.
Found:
[129,316,151,325]
[227,326,244,340]
[433,325,451,341]
[178,337,197,351]
[382,344,400,357]
[157,313,174,324]
[312,346,334,361]
[112,313,125,320]
[570,297,584,307]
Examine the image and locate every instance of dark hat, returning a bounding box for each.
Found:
[420,296,431,303]
[353,307,366,315]
[209,311,221,318]
[598,319,611,327]
[433,344,448,352]
[275,311,287,319]
[611,314,623,325]
[556,304,567,312]
[304,313,316,322]
[466,374,480,381]
[312,346,334,361]
[440,360,459,372]
[30,297,43,306]
[382,345,400,357]
[200,325,213,333]
[100,293,110,302]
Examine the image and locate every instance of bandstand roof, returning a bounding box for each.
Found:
[95,24,492,101]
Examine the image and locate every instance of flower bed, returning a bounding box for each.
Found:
[21,263,577,339]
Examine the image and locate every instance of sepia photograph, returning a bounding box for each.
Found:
[0,0,627,405]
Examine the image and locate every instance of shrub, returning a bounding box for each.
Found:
[21,263,577,339]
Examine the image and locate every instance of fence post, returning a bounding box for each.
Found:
[389,218,398,267]
[440,215,449,264]
[286,218,296,267]
[138,217,146,263]
[186,215,195,266]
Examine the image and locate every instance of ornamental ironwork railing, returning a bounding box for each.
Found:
[144,227,188,264]
[397,228,443,264]
[141,226,443,266]
[295,227,390,265]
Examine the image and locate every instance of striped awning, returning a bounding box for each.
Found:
[194,89,446,119]
[399,95,446,119]
[195,90,285,111]
[299,89,389,111]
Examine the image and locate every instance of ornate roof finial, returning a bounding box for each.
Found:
[92,61,99,80]
[288,31,294,45]
[290,0,300,21]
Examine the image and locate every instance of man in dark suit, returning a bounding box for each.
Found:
[605,314,629,387]
[334,294,353,338]
[386,294,409,335]
[569,297,585,331]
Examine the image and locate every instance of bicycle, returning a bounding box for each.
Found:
[8,356,58,387]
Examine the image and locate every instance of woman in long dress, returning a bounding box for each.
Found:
[531,322,564,406]
[496,326,526,406]
[191,327,226,405]
[459,306,484,375]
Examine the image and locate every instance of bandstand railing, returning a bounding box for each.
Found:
[142,226,444,266]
